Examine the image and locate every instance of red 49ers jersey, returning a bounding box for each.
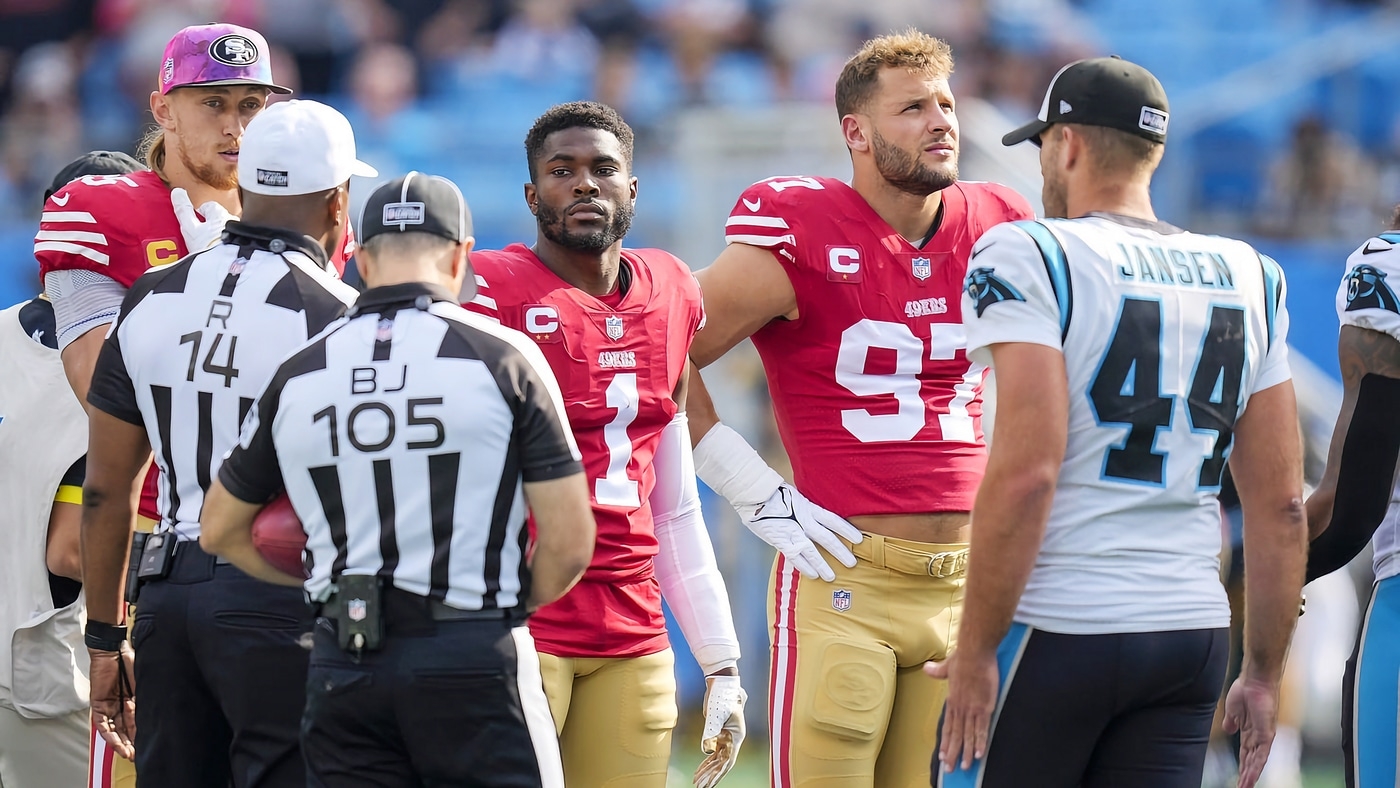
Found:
[36,169,188,287]
[724,176,1033,516]
[465,243,704,658]
[37,169,188,521]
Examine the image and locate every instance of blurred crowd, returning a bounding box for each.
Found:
[0,0,1394,249]
[0,0,1095,224]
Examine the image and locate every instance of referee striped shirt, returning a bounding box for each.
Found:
[217,282,583,611]
[87,222,358,540]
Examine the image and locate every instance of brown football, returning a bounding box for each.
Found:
[251,493,308,579]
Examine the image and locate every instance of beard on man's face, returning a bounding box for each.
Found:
[176,136,238,192]
[537,199,635,252]
[872,129,958,197]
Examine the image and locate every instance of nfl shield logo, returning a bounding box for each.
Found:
[911,256,932,281]
[348,599,367,622]
[376,318,393,343]
[832,589,852,612]
[605,315,624,341]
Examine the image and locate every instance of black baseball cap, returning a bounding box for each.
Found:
[359,171,473,245]
[45,150,144,203]
[1002,56,1169,148]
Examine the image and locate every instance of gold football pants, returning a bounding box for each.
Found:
[537,648,678,788]
[768,533,968,788]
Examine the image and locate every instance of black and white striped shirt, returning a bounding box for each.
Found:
[217,282,583,610]
[88,222,358,540]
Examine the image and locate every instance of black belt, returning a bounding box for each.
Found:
[320,586,513,623]
[176,538,232,565]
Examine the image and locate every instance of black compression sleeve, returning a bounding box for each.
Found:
[1307,374,1400,581]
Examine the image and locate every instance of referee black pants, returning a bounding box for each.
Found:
[935,626,1229,788]
[302,598,560,787]
[131,540,312,788]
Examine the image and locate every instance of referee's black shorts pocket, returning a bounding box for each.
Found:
[215,610,304,631]
[131,614,155,650]
[410,668,504,691]
[309,665,374,698]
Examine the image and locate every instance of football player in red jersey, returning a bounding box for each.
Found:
[685,31,1035,787]
[37,23,294,539]
[461,102,746,788]
[33,23,290,781]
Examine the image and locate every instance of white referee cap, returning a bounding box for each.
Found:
[238,100,377,196]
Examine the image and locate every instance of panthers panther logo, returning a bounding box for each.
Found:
[1345,263,1400,314]
[965,266,1025,317]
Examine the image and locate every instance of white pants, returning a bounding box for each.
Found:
[0,703,87,788]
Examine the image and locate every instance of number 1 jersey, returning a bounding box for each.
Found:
[465,244,704,658]
[962,214,1291,634]
[723,176,1033,517]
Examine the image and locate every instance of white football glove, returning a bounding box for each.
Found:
[170,187,235,253]
[693,423,863,583]
[694,674,746,788]
[738,484,862,582]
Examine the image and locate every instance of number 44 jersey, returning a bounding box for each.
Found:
[963,214,1291,635]
[724,176,1034,517]
[465,244,704,658]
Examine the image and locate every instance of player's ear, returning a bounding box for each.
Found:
[328,182,350,223]
[629,175,638,203]
[151,91,176,131]
[1060,126,1083,171]
[841,114,870,154]
[524,182,539,215]
[451,238,474,279]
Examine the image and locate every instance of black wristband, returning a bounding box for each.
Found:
[84,620,128,652]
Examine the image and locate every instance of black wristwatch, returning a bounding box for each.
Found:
[84,620,128,652]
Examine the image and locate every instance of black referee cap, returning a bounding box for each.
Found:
[45,150,144,203]
[1002,56,1169,148]
[360,172,473,245]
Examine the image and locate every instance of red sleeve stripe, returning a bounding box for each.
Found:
[41,211,97,224]
[725,215,789,229]
[34,241,110,265]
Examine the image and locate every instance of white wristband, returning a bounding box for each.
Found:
[692,423,786,508]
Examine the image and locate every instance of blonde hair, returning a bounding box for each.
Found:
[835,29,954,118]
[137,126,168,182]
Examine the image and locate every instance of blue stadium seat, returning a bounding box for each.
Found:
[1192,124,1266,215]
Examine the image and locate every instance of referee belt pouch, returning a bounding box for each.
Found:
[134,531,175,584]
[322,575,384,652]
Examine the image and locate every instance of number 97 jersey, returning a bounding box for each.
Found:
[962,215,1290,634]
[724,176,1034,517]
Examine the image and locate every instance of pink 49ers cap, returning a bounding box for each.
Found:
[159,23,292,95]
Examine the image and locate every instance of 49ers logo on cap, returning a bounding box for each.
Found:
[524,304,561,343]
[209,34,259,66]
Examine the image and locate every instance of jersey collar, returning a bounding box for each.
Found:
[1083,212,1185,235]
[349,282,458,317]
[223,221,330,269]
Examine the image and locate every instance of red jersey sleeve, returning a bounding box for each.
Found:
[462,250,513,324]
[722,176,830,265]
[36,171,186,287]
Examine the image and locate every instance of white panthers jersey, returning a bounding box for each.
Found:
[963,214,1291,635]
[1335,231,1400,582]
